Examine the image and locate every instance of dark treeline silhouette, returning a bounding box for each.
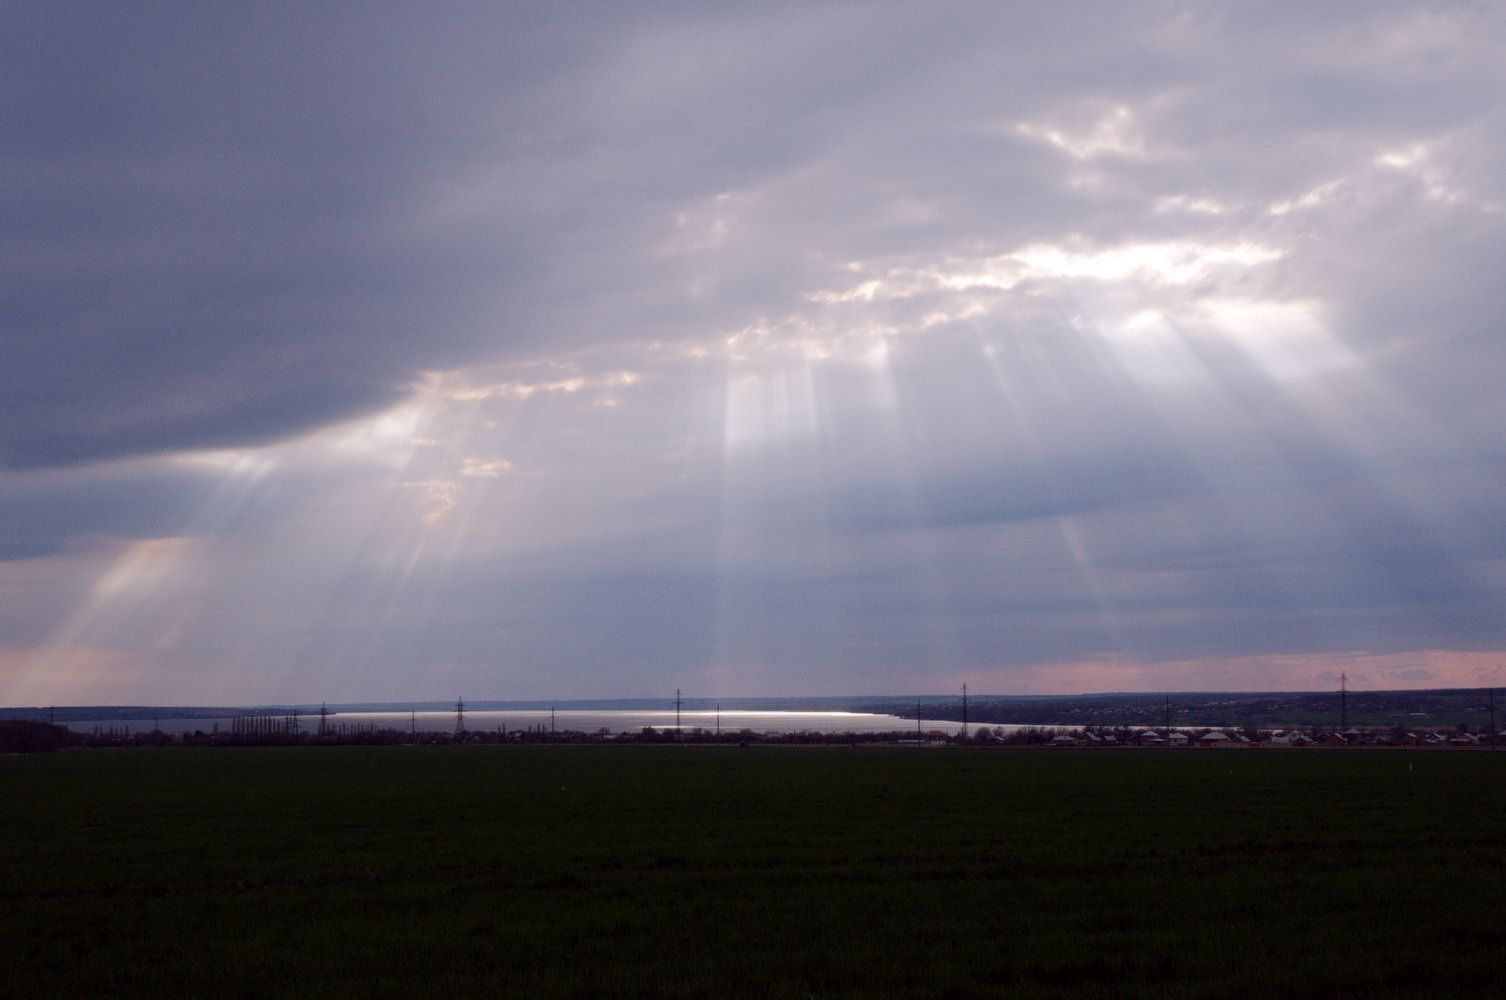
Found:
[866,687,1505,731]
[0,720,81,753]
[55,721,977,749]
[14,714,1502,753]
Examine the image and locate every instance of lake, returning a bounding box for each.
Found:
[63,709,969,736]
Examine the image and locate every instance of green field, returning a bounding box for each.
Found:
[4,746,1505,998]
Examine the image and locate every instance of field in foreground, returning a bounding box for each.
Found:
[3,747,1505,998]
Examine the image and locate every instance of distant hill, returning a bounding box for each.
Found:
[3,688,1500,730]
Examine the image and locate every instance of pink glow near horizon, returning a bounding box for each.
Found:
[926,650,1506,696]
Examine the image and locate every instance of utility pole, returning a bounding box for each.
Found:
[916,700,923,742]
[675,688,682,738]
[1490,688,1496,748]
[1340,671,1348,735]
[716,702,721,739]
[550,705,556,734]
[319,702,329,736]
[962,683,969,740]
[455,697,466,738]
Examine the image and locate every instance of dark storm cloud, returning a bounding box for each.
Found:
[1,0,966,468]
[3,2,622,466]
[12,1,1457,469]
[0,463,219,560]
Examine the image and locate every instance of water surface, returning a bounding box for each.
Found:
[65,709,969,736]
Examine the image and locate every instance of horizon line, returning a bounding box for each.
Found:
[4,684,1497,713]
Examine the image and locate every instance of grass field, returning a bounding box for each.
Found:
[4,746,1505,998]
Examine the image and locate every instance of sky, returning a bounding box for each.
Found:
[4,1,1506,705]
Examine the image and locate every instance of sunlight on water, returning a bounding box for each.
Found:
[61,710,969,737]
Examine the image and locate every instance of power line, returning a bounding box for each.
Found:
[1340,671,1348,735]
[1481,686,1493,750]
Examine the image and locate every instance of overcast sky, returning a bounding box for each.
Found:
[5,2,1505,705]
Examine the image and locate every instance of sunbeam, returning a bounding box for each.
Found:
[7,2,1506,704]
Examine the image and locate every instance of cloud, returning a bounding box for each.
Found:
[0,462,219,561]
[5,3,1506,701]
